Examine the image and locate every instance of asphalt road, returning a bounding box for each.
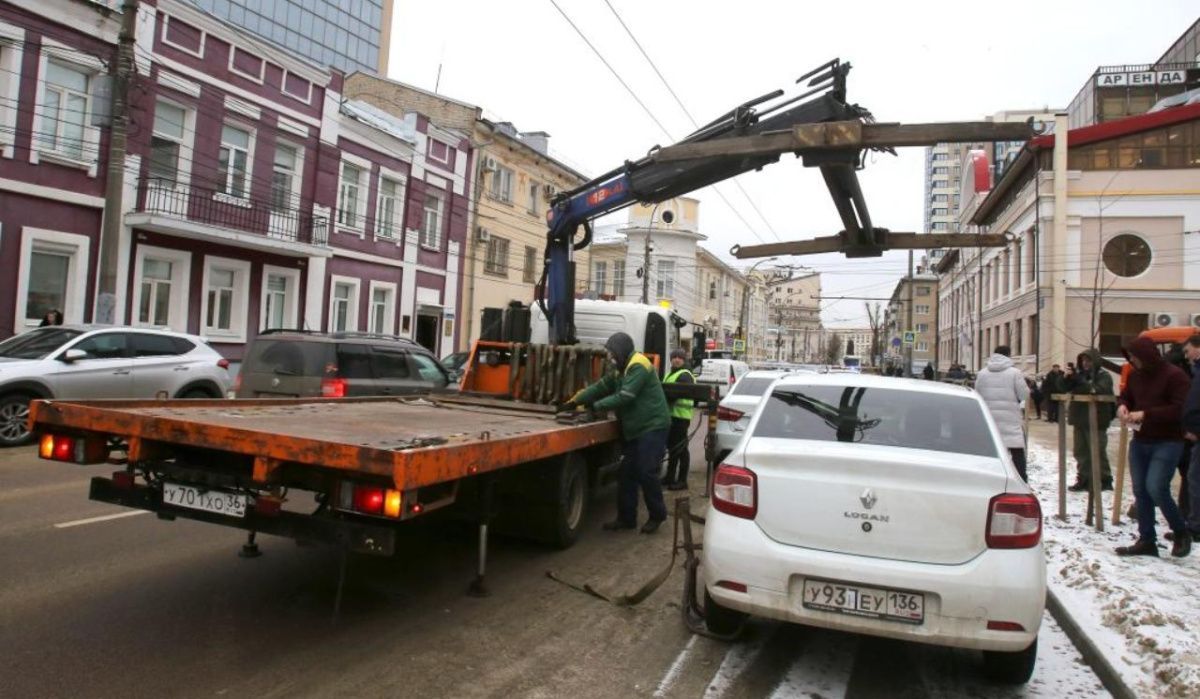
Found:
[0,433,1108,698]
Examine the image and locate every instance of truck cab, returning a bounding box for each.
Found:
[530,300,685,375]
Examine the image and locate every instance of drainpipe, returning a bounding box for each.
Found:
[1050,113,1069,368]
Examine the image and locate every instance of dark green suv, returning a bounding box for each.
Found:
[236,331,452,398]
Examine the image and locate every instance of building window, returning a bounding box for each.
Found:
[709,279,718,301]
[131,245,190,332]
[14,228,90,332]
[932,222,948,231]
[1102,233,1152,277]
[916,341,929,352]
[421,190,443,249]
[489,166,513,203]
[915,304,930,315]
[915,323,929,333]
[592,261,607,295]
[201,257,250,341]
[36,61,91,161]
[376,176,404,239]
[368,282,396,335]
[484,236,509,276]
[270,142,299,211]
[916,285,931,297]
[1099,312,1146,357]
[527,182,539,215]
[523,245,538,284]
[260,266,299,332]
[337,162,364,230]
[217,124,252,199]
[656,259,675,299]
[612,260,625,299]
[328,276,360,333]
[149,101,187,184]
[138,258,174,327]
[26,251,70,323]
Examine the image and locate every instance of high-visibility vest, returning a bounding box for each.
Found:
[663,368,695,420]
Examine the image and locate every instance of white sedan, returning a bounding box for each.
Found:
[702,374,1045,684]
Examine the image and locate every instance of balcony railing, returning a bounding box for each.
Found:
[135,178,328,247]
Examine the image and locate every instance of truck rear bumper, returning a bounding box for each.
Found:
[89,477,397,556]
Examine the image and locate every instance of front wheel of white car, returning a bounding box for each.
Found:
[982,638,1037,684]
[704,588,747,636]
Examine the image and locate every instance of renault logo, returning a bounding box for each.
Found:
[271,377,280,387]
[860,488,877,510]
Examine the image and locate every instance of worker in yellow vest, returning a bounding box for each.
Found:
[662,348,696,491]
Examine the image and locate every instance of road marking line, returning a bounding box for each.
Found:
[768,631,858,699]
[54,510,150,529]
[654,635,698,697]
[705,630,768,697]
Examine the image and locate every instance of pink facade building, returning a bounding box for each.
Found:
[0,0,470,362]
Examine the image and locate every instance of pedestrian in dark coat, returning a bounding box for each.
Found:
[1065,349,1115,491]
[1181,335,1200,539]
[922,362,935,381]
[1115,336,1192,558]
[1042,365,1065,423]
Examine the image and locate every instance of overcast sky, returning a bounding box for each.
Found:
[387,1,1198,327]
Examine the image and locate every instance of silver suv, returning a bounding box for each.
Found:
[0,325,232,446]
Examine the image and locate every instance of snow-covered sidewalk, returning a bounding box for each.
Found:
[1025,429,1200,698]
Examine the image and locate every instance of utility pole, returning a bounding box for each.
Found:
[904,249,914,376]
[96,0,139,324]
[640,231,651,305]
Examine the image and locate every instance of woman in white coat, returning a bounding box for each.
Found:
[973,345,1030,481]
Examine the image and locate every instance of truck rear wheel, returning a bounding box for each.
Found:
[540,452,588,549]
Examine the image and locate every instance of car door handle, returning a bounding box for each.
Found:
[173,366,190,371]
[112,369,131,375]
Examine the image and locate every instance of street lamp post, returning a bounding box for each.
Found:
[738,257,777,360]
[640,203,672,305]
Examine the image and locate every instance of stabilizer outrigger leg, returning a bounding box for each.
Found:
[238,530,262,558]
[467,474,496,597]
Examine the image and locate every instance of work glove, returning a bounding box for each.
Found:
[555,399,580,412]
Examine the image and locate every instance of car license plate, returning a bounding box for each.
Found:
[802,578,924,624]
[162,482,248,518]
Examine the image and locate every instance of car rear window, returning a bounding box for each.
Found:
[752,385,998,457]
[131,333,188,357]
[731,376,779,396]
[243,340,330,377]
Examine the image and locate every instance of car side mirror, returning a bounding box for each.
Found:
[60,348,87,363]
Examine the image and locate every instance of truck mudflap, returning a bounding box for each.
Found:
[88,477,397,556]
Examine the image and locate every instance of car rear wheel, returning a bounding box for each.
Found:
[0,394,34,447]
[179,387,216,399]
[982,638,1037,684]
[704,588,747,636]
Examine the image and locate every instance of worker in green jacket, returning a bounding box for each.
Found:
[561,332,670,533]
[661,348,695,491]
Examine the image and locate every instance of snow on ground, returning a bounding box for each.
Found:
[1025,437,1200,698]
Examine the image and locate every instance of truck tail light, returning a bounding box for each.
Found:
[321,378,347,397]
[38,434,108,464]
[712,464,757,520]
[336,481,402,519]
[986,493,1041,549]
[717,406,744,422]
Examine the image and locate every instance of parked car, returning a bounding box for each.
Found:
[441,351,470,382]
[0,325,232,446]
[696,358,750,397]
[236,331,452,399]
[703,374,1044,684]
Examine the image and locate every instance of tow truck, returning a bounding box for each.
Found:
[30,60,1036,595]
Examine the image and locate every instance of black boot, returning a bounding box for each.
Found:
[1171,531,1192,558]
[640,519,664,534]
[602,520,636,531]
[1115,539,1159,557]
[1068,481,1090,492]
[1101,480,1113,491]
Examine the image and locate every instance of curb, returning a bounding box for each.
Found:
[1045,586,1138,699]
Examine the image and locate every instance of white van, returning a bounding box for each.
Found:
[697,358,750,397]
[530,300,685,374]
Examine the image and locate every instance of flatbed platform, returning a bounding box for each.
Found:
[30,395,619,490]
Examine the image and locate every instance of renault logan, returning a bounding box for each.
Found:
[702,374,1045,684]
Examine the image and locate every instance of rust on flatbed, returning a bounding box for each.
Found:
[29,396,619,490]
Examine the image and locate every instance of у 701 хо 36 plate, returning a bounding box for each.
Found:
[162,482,249,518]
[802,577,925,624]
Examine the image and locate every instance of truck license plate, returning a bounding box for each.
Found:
[162,482,248,518]
[802,578,924,624]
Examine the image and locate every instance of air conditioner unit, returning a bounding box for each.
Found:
[1191,313,1200,329]
[1150,311,1179,328]
[476,227,491,243]
[481,156,498,172]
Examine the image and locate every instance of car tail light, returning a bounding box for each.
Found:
[715,580,748,593]
[321,378,347,397]
[217,358,230,370]
[712,464,757,519]
[38,434,108,464]
[717,406,744,422]
[986,493,1042,549]
[336,481,403,519]
[987,620,1026,632]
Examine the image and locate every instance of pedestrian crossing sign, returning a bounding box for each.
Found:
[903,331,916,345]
[733,339,746,352]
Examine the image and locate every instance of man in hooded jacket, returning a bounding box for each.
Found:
[1115,336,1192,558]
[562,332,670,534]
[973,345,1029,481]
[1065,348,1115,491]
